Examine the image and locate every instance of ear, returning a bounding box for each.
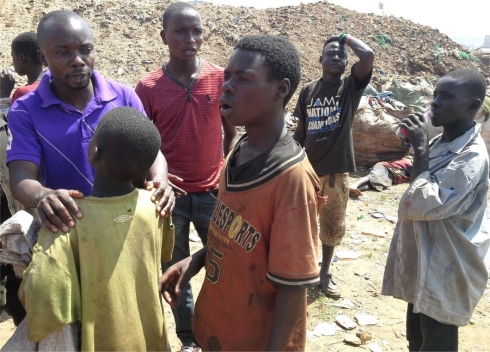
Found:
[88,146,101,164]
[276,78,291,102]
[160,29,167,45]
[469,99,482,112]
[19,54,26,63]
[319,55,323,64]
[37,49,48,67]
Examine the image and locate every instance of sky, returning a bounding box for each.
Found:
[207,0,490,47]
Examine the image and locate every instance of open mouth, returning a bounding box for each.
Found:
[220,103,232,111]
[70,73,87,81]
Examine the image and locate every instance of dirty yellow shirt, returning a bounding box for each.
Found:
[20,189,174,351]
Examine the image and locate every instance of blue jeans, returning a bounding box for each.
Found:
[162,192,216,347]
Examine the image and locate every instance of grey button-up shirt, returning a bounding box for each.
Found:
[382,124,490,326]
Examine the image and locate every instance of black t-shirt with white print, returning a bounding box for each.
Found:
[294,64,371,175]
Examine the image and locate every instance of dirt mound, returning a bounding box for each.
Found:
[1,0,488,110]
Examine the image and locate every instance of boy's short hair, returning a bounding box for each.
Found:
[235,35,301,106]
[162,2,199,29]
[94,107,161,181]
[323,36,341,48]
[11,32,41,65]
[445,68,487,102]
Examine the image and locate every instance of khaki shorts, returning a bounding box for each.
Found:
[319,173,349,246]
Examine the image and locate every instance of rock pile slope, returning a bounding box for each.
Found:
[1,0,488,109]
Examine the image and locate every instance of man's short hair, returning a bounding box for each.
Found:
[162,2,199,29]
[37,10,87,46]
[11,32,41,64]
[234,35,301,106]
[94,107,161,181]
[323,36,341,48]
[445,68,487,102]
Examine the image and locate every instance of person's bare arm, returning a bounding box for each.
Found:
[9,160,83,232]
[293,119,306,147]
[266,286,306,351]
[222,115,238,157]
[343,35,375,83]
[159,247,207,308]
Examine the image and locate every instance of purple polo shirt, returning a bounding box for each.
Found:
[7,69,146,195]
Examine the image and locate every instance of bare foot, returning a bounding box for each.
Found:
[349,187,363,197]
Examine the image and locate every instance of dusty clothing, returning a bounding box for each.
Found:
[293,65,371,175]
[382,124,490,326]
[20,189,174,351]
[193,133,321,351]
[368,157,413,191]
[135,61,225,193]
[318,173,349,246]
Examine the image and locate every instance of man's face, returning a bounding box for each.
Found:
[219,49,280,127]
[320,41,348,76]
[38,17,95,91]
[430,76,477,127]
[160,10,203,62]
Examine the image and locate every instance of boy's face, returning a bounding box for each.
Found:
[220,49,281,127]
[11,50,25,75]
[320,41,348,76]
[430,76,479,127]
[160,10,203,62]
[38,18,95,91]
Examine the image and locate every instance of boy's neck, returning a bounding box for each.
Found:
[26,65,44,85]
[90,173,135,198]
[441,119,475,143]
[236,111,287,166]
[322,71,342,85]
[166,56,200,83]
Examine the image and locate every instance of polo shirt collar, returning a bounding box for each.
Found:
[38,69,117,108]
[429,123,481,158]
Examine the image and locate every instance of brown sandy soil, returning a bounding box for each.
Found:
[1,169,489,351]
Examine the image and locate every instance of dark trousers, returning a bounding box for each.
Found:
[162,192,216,347]
[406,303,458,351]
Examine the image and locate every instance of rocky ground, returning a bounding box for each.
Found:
[1,0,489,111]
[1,170,490,351]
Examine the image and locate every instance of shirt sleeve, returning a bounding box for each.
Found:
[399,150,488,221]
[6,101,42,166]
[293,86,308,122]
[161,216,175,263]
[267,166,320,288]
[134,81,152,120]
[19,228,81,342]
[124,85,146,117]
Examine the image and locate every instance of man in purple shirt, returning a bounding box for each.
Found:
[7,10,175,233]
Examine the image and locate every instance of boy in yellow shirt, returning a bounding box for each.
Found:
[20,107,174,351]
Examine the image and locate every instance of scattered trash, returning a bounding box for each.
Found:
[330,298,355,309]
[357,330,374,344]
[469,319,476,325]
[355,314,378,326]
[141,60,154,64]
[311,322,341,336]
[117,67,125,75]
[369,343,383,352]
[332,257,338,262]
[362,229,386,238]
[189,234,201,243]
[358,213,365,219]
[335,250,361,261]
[382,340,389,345]
[336,315,357,330]
[401,331,407,337]
[370,212,397,223]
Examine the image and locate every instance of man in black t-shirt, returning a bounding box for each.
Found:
[293,34,374,298]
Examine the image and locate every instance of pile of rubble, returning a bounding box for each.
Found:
[1,0,488,110]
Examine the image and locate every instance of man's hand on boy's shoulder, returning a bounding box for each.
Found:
[146,180,176,218]
[38,189,84,233]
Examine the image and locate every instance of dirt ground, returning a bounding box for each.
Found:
[1,169,489,351]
